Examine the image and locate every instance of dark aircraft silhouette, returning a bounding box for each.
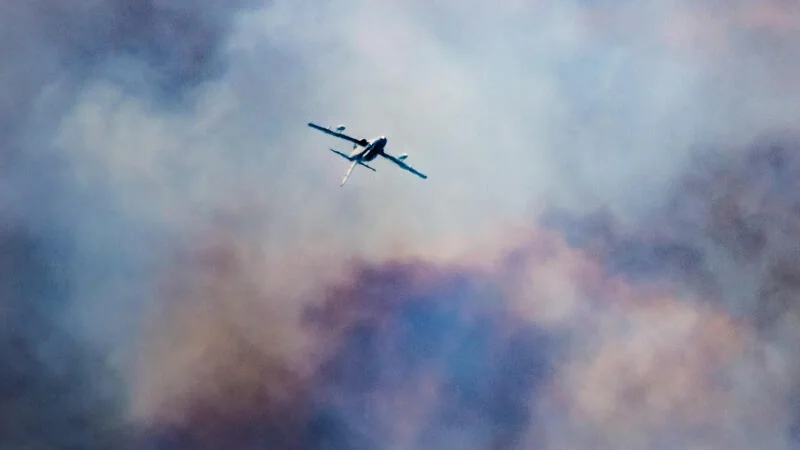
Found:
[308,122,428,186]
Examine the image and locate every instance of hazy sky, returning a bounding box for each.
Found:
[53,0,800,251]
[4,0,800,448]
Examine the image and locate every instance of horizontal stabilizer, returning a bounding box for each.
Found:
[329,148,354,161]
[358,161,376,172]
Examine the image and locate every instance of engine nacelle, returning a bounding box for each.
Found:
[336,125,346,132]
[397,153,408,160]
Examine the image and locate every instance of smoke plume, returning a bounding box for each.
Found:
[5,0,800,449]
[0,1,255,448]
[0,227,129,448]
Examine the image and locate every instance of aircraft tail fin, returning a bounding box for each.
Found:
[341,160,358,186]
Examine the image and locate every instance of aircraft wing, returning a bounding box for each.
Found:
[382,153,428,180]
[308,123,368,147]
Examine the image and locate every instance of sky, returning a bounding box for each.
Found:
[3,0,800,448]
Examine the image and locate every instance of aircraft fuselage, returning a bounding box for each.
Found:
[354,136,387,161]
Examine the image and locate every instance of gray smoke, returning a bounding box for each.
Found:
[544,130,800,448]
[5,0,800,449]
[0,1,255,447]
[0,228,129,448]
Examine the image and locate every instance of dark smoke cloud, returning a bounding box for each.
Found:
[135,238,556,449]
[133,129,800,449]
[544,131,800,447]
[2,0,252,175]
[6,0,800,449]
[306,261,555,450]
[0,1,256,448]
[546,131,800,329]
[11,0,255,102]
[131,232,311,450]
[2,0,257,212]
[2,0,259,220]
[0,227,129,448]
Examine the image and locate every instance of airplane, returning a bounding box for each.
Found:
[307,122,428,186]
